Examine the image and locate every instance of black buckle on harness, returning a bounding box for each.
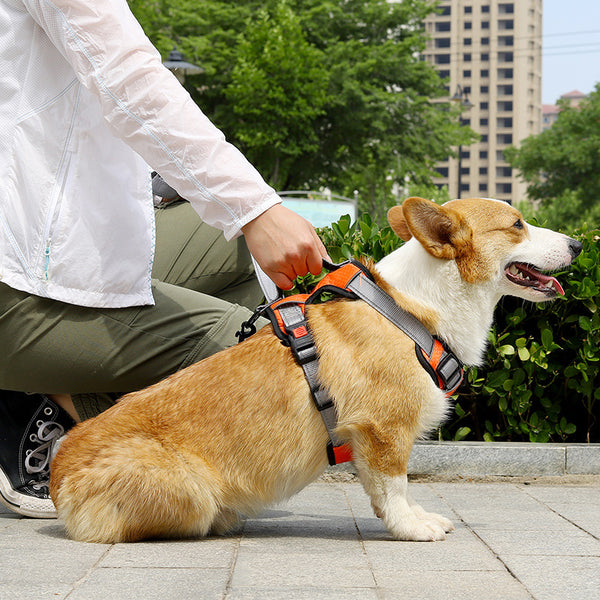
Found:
[235,304,268,344]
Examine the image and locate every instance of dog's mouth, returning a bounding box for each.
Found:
[504,262,564,297]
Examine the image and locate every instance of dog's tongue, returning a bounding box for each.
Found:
[521,264,565,295]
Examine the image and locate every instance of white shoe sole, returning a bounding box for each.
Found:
[0,468,57,519]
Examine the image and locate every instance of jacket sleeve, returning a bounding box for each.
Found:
[20,0,281,239]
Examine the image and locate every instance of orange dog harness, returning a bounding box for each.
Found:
[236,260,464,466]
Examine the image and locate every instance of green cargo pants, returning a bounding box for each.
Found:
[0,201,265,419]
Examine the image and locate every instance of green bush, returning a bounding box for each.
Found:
[297,214,599,443]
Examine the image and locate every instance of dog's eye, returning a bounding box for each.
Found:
[513,219,524,230]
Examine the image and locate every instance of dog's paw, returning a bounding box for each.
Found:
[387,515,447,542]
[411,506,454,534]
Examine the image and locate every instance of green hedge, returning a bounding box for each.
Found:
[294,214,600,443]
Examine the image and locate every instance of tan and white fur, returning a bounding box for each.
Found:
[50,197,581,543]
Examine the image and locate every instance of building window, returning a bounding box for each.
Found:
[480,85,489,94]
[498,68,514,79]
[499,35,514,47]
[480,101,489,110]
[464,6,473,13]
[479,150,488,159]
[464,22,472,30]
[435,38,451,48]
[481,37,490,45]
[436,22,451,32]
[496,183,512,195]
[464,38,472,45]
[479,183,488,192]
[497,166,513,177]
[481,52,490,61]
[436,166,449,178]
[435,54,451,64]
[499,20,514,30]
[463,70,472,78]
[499,3,515,13]
[497,117,513,128]
[482,5,490,13]
[499,52,514,62]
[479,167,488,175]
[439,5,451,15]
[482,21,490,29]
[498,84,513,95]
[481,134,489,143]
[480,118,489,127]
[481,69,489,78]
[460,167,470,176]
[464,53,472,61]
[439,70,450,80]
[497,134,513,145]
[461,183,470,193]
[498,101,513,111]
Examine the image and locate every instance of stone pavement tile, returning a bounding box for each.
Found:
[517,486,600,538]
[501,555,600,600]
[66,567,230,600]
[1,584,72,600]
[363,526,504,575]
[234,523,374,589]
[0,519,109,588]
[231,485,375,591]
[227,588,379,600]
[536,504,600,538]
[378,571,533,600]
[428,482,577,531]
[226,587,381,600]
[101,537,238,569]
[518,485,600,505]
[474,528,600,557]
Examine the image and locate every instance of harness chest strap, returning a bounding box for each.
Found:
[248,260,465,466]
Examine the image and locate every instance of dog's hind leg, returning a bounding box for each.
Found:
[53,439,223,543]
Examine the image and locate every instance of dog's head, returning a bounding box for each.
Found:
[388,197,582,302]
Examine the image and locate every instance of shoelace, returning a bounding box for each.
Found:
[24,420,66,488]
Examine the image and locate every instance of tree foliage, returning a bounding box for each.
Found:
[506,84,600,231]
[128,0,474,221]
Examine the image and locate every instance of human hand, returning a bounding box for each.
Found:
[241,204,329,290]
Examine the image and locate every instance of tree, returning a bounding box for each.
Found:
[128,0,474,221]
[224,2,329,189]
[505,84,600,230]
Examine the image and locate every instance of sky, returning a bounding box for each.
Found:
[542,0,600,104]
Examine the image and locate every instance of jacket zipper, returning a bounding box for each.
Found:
[41,85,80,283]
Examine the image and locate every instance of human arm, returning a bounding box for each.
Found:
[20,0,281,240]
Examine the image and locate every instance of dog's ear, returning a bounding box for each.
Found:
[400,197,471,260]
[387,205,412,240]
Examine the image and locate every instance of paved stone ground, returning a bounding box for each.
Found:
[1,478,599,600]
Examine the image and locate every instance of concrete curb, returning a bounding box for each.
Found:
[326,442,600,478]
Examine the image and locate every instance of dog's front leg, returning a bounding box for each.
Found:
[359,469,449,541]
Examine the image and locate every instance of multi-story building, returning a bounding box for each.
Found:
[543,90,586,130]
[423,0,543,203]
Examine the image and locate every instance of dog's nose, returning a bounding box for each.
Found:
[568,239,583,258]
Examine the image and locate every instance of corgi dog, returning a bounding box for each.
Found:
[50,197,582,543]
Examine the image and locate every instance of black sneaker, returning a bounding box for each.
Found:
[0,392,75,518]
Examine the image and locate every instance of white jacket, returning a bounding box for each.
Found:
[0,0,281,308]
